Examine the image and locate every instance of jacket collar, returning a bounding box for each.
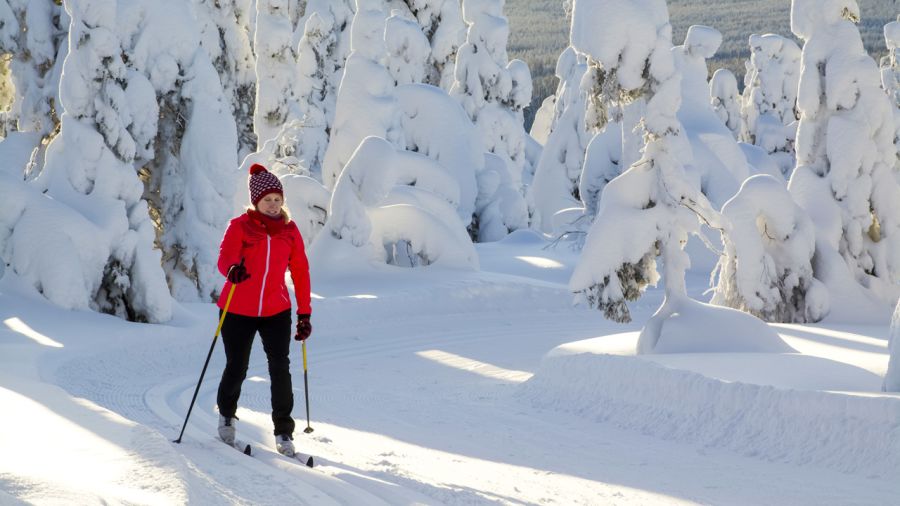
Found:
[247,209,287,236]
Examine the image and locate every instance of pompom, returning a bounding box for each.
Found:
[249,163,267,175]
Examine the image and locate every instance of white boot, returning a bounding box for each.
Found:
[275,434,295,457]
[218,415,236,445]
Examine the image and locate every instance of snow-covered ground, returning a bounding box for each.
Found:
[1,231,898,505]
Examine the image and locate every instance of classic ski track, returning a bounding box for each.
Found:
[141,308,610,505]
[40,290,900,504]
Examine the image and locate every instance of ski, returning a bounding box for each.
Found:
[293,453,314,468]
[229,438,252,456]
[223,438,313,467]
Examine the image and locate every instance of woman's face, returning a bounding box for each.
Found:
[257,193,284,218]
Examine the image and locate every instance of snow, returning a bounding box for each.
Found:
[740,33,801,177]
[2,0,900,503]
[712,174,827,323]
[709,68,741,138]
[788,0,900,310]
[2,234,899,504]
[313,135,477,270]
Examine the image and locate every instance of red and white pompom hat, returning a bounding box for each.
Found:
[248,163,283,206]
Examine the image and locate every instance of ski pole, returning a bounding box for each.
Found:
[174,259,241,444]
[302,340,314,433]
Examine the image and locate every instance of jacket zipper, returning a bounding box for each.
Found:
[258,235,271,316]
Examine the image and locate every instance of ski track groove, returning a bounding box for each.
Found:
[50,302,610,505]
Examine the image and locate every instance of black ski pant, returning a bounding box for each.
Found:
[216,309,295,437]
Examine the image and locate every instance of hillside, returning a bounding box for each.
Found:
[507,0,898,129]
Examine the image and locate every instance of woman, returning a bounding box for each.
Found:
[215,163,313,457]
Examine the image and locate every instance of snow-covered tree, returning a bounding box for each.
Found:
[450,0,531,226]
[253,0,298,148]
[288,0,354,180]
[710,68,741,139]
[570,2,791,355]
[884,298,900,392]
[27,0,171,322]
[528,46,589,233]
[788,0,900,305]
[880,18,900,171]
[280,172,331,247]
[568,0,722,333]
[882,19,900,107]
[394,0,466,90]
[577,125,621,221]
[193,0,258,159]
[712,175,828,322]
[672,25,749,209]
[741,33,802,178]
[312,135,477,270]
[384,12,432,86]
[0,0,68,168]
[395,83,479,230]
[120,0,239,303]
[321,0,402,190]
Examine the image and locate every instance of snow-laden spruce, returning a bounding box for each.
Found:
[578,124,622,222]
[709,68,741,139]
[395,84,480,229]
[193,0,257,159]
[321,0,402,190]
[119,0,238,303]
[528,46,589,234]
[311,136,477,270]
[883,18,900,107]
[253,0,299,148]
[568,0,786,354]
[450,0,531,237]
[0,0,68,169]
[880,17,900,170]
[23,0,171,322]
[884,299,900,392]
[570,0,712,325]
[384,12,432,86]
[711,175,828,322]
[672,25,749,209]
[286,0,354,180]
[788,0,900,307]
[740,33,801,178]
[393,0,466,90]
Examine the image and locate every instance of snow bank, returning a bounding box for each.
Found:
[641,295,793,354]
[520,350,900,476]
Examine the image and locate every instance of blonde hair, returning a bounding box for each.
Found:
[248,205,292,223]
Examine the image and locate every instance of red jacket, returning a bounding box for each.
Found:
[216,211,312,317]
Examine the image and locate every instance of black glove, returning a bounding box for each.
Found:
[226,262,250,284]
[295,313,312,341]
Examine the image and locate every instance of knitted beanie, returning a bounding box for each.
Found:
[248,163,283,206]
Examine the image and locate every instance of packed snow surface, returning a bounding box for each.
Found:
[1,230,898,505]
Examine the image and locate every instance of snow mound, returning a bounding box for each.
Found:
[646,297,795,353]
[520,346,900,476]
